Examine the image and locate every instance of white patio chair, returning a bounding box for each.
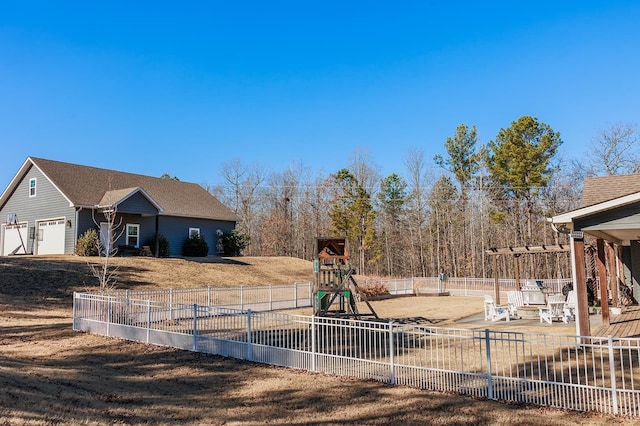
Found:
[484,295,510,322]
[506,290,524,318]
[562,290,577,323]
[539,294,566,324]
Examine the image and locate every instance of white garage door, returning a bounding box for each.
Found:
[37,218,66,255]
[1,222,28,255]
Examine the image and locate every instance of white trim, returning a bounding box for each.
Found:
[29,158,75,207]
[550,191,640,226]
[1,221,29,255]
[35,217,66,255]
[29,177,37,197]
[97,187,163,213]
[126,223,140,248]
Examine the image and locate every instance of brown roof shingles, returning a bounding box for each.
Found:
[31,157,237,222]
[581,174,640,207]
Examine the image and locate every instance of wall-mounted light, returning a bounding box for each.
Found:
[570,231,584,240]
[66,220,72,228]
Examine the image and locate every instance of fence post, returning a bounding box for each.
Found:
[484,328,493,400]
[247,309,252,362]
[389,321,395,385]
[146,299,151,343]
[193,304,198,352]
[608,335,619,415]
[170,288,174,321]
[125,290,129,323]
[269,285,273,311]
[107,295,112,337]
[311,315,316,372]
[241,286,244,311]
[207,286,211,307]
[294,283,298,308]
[72,292,77,331]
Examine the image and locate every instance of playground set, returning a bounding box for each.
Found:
[312,237,378,319]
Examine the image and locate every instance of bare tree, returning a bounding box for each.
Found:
[90,205,124,293]
[582,122,639,176]
[403,147,433,277]
[218,158,267,256]
[348,147,381,195]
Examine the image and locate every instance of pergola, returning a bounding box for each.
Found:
[485,244,571,305]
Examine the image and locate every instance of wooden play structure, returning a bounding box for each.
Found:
[313,237,378,319]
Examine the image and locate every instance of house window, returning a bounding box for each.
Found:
[29,178,36,197]
[126,224,140,248]
[189,227,201,238]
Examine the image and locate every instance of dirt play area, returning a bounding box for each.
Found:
[0,255,635,425]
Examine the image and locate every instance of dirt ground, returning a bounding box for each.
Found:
[0,255,635,425]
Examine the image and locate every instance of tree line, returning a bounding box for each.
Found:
[207,118,639,280]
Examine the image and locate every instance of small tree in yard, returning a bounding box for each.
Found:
[217,229,250,256]
[90,206,124,293]
[75,229,100,256]
[182,234,209,257]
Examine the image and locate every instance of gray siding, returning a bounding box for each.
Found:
[77,209,98,240]
[77,210,156,249]
[77,209,234,256]
[0,165,76,254]
[118,192,159,215]
[576,202,640,231]
[158,216,235,256]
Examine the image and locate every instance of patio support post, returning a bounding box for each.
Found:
[607,242,619,307]
[597,239,610,326]
[616,245,626,289]
[571,232,590,337]
[154,215,159,258]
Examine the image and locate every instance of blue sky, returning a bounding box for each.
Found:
[1,1,639,189]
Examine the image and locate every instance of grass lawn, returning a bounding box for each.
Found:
[0,255,633,425]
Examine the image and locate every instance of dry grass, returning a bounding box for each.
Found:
[0,255,635,425]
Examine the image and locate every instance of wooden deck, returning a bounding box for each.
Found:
[593,306,640,338]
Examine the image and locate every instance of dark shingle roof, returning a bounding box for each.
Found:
[30,157,237,222]
[582,173,640,207]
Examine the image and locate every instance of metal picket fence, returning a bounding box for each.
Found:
[108,282,314,314]
[364,277,574,297]
[73,290,640,417]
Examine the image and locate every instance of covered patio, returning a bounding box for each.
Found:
[551,174,640,337]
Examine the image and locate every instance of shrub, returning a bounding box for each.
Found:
[182,234,209,257]
[358,283,390,298]
[147,234,170,257]
[217,229,250,256]
[75,229,100,256]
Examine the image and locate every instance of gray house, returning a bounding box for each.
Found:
[0,157,238,257]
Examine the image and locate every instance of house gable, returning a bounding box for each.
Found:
[98,187,162,216]
[0,163,76,254]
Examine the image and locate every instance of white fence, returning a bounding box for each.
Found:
[365,277,574,297]
[109,282,314,313]
[74,289,640,417]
